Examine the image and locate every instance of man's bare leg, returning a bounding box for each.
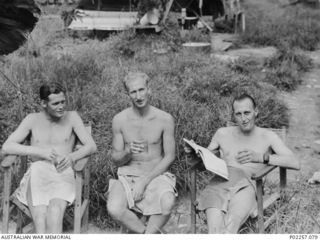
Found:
[26,179,47,233]
[46,199,68,233]
[145,192,175,234]
[205,207,225,233]
[225,185,256,233]
[107,180,146,233]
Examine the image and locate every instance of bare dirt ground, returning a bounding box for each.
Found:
[283,50,320,182]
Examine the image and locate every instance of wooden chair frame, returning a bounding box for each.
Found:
[187,127,291,234]
[1,125,92,234]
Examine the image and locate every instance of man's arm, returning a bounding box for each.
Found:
[268,131,300,170]
[237,130,300,170]
[207,129,221,156]
[143,114,175,183]
[68,111,97,162]
[2,114,55,160]
[111,114,132,167]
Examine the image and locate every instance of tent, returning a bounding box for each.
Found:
[68,0,174,32]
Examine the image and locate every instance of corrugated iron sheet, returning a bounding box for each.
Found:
[68,10,138,31]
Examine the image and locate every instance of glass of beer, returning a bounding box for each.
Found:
[133,139,148,153]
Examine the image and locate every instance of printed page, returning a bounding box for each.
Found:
[183,138,229,180]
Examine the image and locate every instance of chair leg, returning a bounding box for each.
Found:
[280,167,287,199]
[16,210,23,234]
[74,171,83,234]
[82,166,90,233]
[190,168,197,234]
[256,179,264,233]
[2,167,12,234]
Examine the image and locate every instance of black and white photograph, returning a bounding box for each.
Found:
[0,0,320,237]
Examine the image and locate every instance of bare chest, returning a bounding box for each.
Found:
[31,123,75,146]
[219,135,271,158]
[122,119,163,144]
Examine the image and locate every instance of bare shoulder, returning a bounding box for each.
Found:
[215,126,234,137]
[257,127,283,144]
[66,111,84,123]
[259,127,278,138]
[25,112,39,121]
[152,106,174,123]
[112,108,130,126]
[67,111,80,119]
[24,113,41,126]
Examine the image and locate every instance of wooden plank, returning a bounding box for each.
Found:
[256,179,264,233]
[250,192,280,218]
[80,199,89,219]
[2,167,12,233]
[161,0,174,25]
[11,196,31,218]
[190,167,197,234]
[74,171,83,233]
[82,166,90,232]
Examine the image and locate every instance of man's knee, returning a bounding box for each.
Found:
[33,211,47,227]
[205,207,224,234]
[160,192,175,215]
[107,200,126,220]
[107,182,127,220]
[47,205,64,223]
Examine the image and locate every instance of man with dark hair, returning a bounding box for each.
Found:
[185,93,299,233]
[2,82,97,233]
[107,72,177,234]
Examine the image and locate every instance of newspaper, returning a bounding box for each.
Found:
[184,138,229,180]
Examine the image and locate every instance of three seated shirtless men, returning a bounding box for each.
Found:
[2,72,299,234]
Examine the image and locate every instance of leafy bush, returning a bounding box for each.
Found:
[262,46,313,91]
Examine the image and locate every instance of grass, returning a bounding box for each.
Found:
[237,0,320,91]
[0,0,319,233]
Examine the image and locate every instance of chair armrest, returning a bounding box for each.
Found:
[73,156,89,172]
[251,165,277,180]
[1,155,18,168]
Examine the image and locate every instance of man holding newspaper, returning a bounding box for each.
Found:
[184,93,299,233]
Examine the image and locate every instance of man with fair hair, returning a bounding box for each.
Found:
[107,72,177,234]
[2,82,97,233]
[185,93,299,233]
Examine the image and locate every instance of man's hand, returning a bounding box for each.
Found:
[41,148,58,162]
[132,177,148,202]
[55,155,74,173]
[130,140,147,154]
[184,140,199,157]
[236,149,263,164]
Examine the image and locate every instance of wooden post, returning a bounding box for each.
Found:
[82,165,90,233]
[256,179,264,233]
[74,171,83,233]
[16,210,23,233]
[190,168,197,234]
[280,167,287,198]
[280,127,287,199]
[2,167,12,233]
